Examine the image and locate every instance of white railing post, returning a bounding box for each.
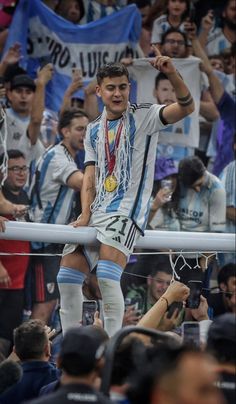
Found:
[0,221,235,252]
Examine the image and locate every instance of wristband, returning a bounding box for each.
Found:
[160,296,169,310]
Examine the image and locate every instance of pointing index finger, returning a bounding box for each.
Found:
[152,44,162,57]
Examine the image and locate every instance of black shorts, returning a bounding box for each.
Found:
[29,244,63,303]
[0,289,24,341]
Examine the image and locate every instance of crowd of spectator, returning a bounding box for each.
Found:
[0,0,235,403]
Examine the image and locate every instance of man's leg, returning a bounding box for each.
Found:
[98,244,127,337]
[57,249,89,334]
[31,250,61,325]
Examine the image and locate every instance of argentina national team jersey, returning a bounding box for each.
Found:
[206,27,231,56]
[177,171,226,232]
[84,103,168,233]
[29,143,79,227]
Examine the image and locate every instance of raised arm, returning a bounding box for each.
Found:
[0,43,21,77]
[185,21,224,104]
[150,45,195,124]
[60,68,83,115]
[27,63,53,145]
[197,10,214,50]
[137,281,190,330]
[83,79,100,121]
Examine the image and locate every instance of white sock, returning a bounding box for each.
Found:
[57,266,85,334]
[97,260,124,337]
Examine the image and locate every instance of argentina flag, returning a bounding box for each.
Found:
[5,0,141,112]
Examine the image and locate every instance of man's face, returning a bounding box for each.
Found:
[66,116,89,151]
[66,0,81,23]
[147,271,172,301]
[223,0,236,27]
[222,276,236,313]
[7,87,34,115]
[6,157,28,191]
[168,0,187,18]
[96,75,130,120]
[161,32,187,58]
[154,79,177,105]
[210,57,224,72]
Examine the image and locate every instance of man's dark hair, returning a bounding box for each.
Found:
[217,263,236,286]
[150,264,172,278]
[127,345,201,404]
[0,150,25,167]
[161,27,188,47]
[59,325,108,376]
[206,313,236,364]
[178,156,206,187]
[111,337,146,386]
[155,72,169,89]
[96,62,129,85]
[13,320,48,361]
[55,0,85,22]
[58,108,88,136]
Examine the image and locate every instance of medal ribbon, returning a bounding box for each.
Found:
[105,119,123,175]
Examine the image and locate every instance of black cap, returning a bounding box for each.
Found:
[207,313,236,343]
[60,325,108,374]
[10,74,36,91]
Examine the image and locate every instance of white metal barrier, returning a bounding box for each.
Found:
[0,221,235,252]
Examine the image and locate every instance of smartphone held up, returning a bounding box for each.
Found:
[82,300,98,326]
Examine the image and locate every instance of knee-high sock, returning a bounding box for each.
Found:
[97,260,124,337]
[57,266,85,334]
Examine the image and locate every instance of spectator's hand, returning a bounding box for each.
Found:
[66,68,83,95]
[2,42,21,66]
[0,216,8,232]
[184,21,197,41]
[37,63,54,85]
[84,79,97,96]
[12,204,28,218]
[0,262,11,287]
[158,308,183,331]
[163,281,190,305]
[200,10,214,33]
[44,325,56,339]
[93,310,103,328]
[120,56,133,66]
[123,305,141,326]
[190,295,209,321]
[154,188,171,207]
[150,45,176,75]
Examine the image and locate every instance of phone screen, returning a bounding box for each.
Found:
[82,300,97,326]
[182,321,200,348]
[186,280,202,309]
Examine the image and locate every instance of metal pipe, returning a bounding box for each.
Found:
[0,221,234,251]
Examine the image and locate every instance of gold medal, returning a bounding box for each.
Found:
[104,175,118,192]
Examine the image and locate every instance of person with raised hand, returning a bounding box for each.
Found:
[57,45,194,337]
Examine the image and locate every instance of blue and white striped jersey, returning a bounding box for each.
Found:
[29,143,79,227]
[82,0,125,23]
[84,103,167,233]
[151,14,188,45]
[206,28,231,56]
[177,171,226,232]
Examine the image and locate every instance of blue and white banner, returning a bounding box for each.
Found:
[5,0,141,112]
[128,56,201,149]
